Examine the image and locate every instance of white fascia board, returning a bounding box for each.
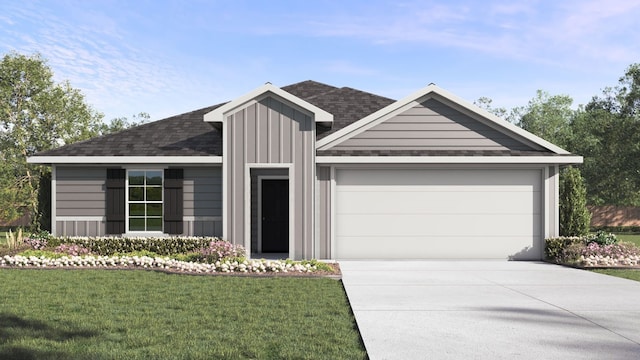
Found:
[203,83,333,123]
[315,156,584,164]
[27,156,223,164]
[316,84,571,155]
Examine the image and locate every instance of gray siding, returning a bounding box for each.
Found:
[183,167,223,237]
[317,166,331,259]
[55,166,222,237]
[56,220,105,237]
[56,167,106,217]
[225,96,315,259]
[332,98,541,151]
[55,167,105,236]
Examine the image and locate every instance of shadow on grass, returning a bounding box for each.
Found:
[0,313,100,360]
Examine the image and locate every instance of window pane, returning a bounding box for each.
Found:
[129,171,145,185]
[147,218,162,231]
[129,187,144,201]
[147,204,163,216]
[147,171,162,185]
[146,187,162,201]
[130,203,145,216]
[129,218,145,231]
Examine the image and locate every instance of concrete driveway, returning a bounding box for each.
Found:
[339,261,640,360]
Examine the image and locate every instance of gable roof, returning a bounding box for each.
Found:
[28,80,579,163]
[316,84,569,155]
[203,83,334,123]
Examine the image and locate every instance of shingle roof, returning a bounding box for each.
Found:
[36,104,224,157]
[34,80,560,158]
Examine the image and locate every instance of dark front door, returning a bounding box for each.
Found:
[261,179,289,252]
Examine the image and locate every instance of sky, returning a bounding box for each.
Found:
[1,0,639,122]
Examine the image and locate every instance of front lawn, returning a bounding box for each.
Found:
[616,234,640,247]
[592,269,640,282]
[0,270,366,360]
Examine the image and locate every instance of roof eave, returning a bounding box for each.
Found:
[203,83,333,123]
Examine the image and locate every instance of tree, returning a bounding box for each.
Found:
[0,52,103,228]
[559,166,591,236]
[511,90,575,149]
[569,63,640,206]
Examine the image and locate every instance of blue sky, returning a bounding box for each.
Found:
[1,0,639,121]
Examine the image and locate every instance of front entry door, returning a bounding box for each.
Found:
[261,179,289,252]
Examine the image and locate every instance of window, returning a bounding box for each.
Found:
[128,170,163,232]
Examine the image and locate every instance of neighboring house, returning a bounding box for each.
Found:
[28,81,582,260]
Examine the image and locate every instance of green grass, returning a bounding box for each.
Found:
[592,269,640,282]
[0,231,6,245]
[0,270,366,360]
[616,234,640,247]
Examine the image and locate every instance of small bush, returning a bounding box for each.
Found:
[545,236,586,263]
[585,231,618,246]
[57,236,223,256]
[196,240,246,262]
[54,244,91,256]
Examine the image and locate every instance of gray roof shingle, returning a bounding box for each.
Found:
[35,80,562,158]
[36,104,224,157]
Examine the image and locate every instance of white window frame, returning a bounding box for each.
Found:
[125,169,164,235]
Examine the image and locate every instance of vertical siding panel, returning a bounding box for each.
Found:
[246,104,256,163]
[270,106,281,163]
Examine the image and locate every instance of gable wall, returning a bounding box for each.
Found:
[225,97,315,259]
[331,99,537,151]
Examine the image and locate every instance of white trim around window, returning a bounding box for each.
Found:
[125,169,164,234]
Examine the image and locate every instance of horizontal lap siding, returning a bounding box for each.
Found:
[56,168,106,217]
[183,167,222,237]
[333,98,535,151]
[55,167,106,236]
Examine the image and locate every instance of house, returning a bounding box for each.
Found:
[28,80,582,260]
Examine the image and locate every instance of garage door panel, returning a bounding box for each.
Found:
[336,236,539,259]
[335,169,543,259]
[337,169,541,190]
[337,191,538,214]
[337,214,540,237]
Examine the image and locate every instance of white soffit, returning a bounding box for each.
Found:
[27,156,223,164]
[316,84,570,155]
[203,83,333,123]
[315,156,583,164]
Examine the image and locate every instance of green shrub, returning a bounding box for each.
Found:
[18,249,65,259]
[56,236,222,256]
[559,166,591,236]
[586,231,618,246]
[545,236,586,263]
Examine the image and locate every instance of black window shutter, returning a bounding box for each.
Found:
[106,169,126,235]
[164,169,184,235]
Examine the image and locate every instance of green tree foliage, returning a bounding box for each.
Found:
[569,64,640,206]
[559,166,591,236]
[0,52,144,228]
[511,90,575,149]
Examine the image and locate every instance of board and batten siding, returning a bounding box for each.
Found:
[225,96,315,259]
[332,98,541,151]
[55,167,106,236]
[316,166,332,259]
[183,167,223,237]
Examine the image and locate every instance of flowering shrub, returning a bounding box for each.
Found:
[24,237,48,250]
[54,244,91,256]
[196,240,246,262]
[577,242,640,267]
[0,254,319,273]
[545,236,586,263]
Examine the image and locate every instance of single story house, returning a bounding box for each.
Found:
[28,80,582,260]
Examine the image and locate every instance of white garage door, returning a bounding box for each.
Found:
[335,169,542,259]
